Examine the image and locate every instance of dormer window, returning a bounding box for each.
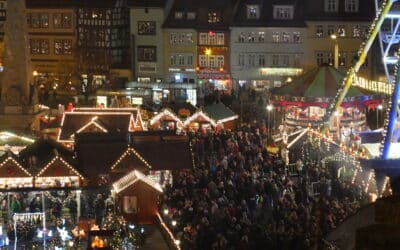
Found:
[247,5,260,19]
[174,11,183,19]
[273,5,293,20]
[345,0,358,12]
[325,0,338,13]
[208,11,221,23]
[187,12,196,20]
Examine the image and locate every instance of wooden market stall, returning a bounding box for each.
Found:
[0,152,33,189]
[34,150,85,188]
[148,108,183,130]
[113,170,163,224]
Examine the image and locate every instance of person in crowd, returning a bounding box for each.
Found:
[94,194,105,227]
[161,128,367,250]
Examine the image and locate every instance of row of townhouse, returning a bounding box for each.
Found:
[0,0,377,106]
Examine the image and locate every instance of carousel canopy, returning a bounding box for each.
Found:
[271,66,374,99]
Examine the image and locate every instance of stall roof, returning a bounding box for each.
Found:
[203,103,238,123]
[361,143,400,159]
[58,112,133,142]
[0,151,33,177]
[113,170,163,193]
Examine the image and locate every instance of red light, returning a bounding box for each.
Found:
[208,31,214,35]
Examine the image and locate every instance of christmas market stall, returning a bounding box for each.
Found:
[0,151,33,189]
[148,108,183,131]
[112,170,163,224]
[34,149,85,188]
[271,66,382,133]
[147,102,197,131]
[58,107,144,144]
[182,103,238,131]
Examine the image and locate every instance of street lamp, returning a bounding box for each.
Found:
[330,34,339,69]
[266,104,273,139]
[377,104,383,128]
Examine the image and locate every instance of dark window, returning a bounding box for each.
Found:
[138,46,156,62]
[138,21,156,35]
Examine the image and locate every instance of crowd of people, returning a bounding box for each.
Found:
[161,128,369,250]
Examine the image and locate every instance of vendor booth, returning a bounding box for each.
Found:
[271,66,382,133]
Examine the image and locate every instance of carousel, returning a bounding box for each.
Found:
[271,66,382,133]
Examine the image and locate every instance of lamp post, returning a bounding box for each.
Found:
[377,104,383,129]
[331,34,339,69]
[266,104,273,139]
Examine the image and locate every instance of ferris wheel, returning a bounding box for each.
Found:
[325,0,400,159]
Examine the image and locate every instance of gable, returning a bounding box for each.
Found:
[111,147,152,172]
[37,157,83,178]
[0,157,32,178]
[183,111,216,127]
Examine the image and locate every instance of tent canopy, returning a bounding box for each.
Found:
[271,66,375,99]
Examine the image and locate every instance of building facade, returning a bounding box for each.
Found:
[231,0,306,92]
[304,0,376,78]
[26,0,76,89]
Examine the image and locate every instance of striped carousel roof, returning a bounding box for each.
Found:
[271,66,374,99]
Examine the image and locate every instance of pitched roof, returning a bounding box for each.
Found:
[58,112,133,142]
[113,170,163,193]
[18,138,77,175]
[203,103,238,123]
[0,151,33,178]
[76,132,194,180]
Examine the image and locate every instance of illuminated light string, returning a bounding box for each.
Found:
[365,170,375,193]
[149,109,183,128]
[36,156,85,180]
[110,146,152,170]
[112,170,162,193]
[156,212,181,250]
[183,110,217,127]
[324,0,394,129]
[0,131,35,143]
[75,116,108,134]
[0,157,33,176]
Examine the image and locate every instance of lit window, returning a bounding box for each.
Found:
[293,32,301,43]
[272,32,280,43]
[209,55,215,67]
[170,33,178,44]
[248,32,255,42]
[273,6,293,20]
[187,12,196,19]
[186,33,194,43]
[258,32,265,42]
[216,56,224,68]
[345,0,358,12]
[137,46,156,62]
[208,11,221,23]
[199,33,208,45]
[54,39,72,55]
[216,33,224,45]
[187,54,193,65]
[353,25,361,37]
[325,0,338,12]
[178,55,185,65]
[282,32,290,43]
[174,12,183,19]
[199,55,207,67]
[170,55,176,66]
[316,25,323,38]
[30,39,49,54]
[247,5,260,19]
[337,25,346,37]
[239,33,245,42]
[208,33,216,45]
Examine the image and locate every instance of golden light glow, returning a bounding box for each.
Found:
[205,48,212,56]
